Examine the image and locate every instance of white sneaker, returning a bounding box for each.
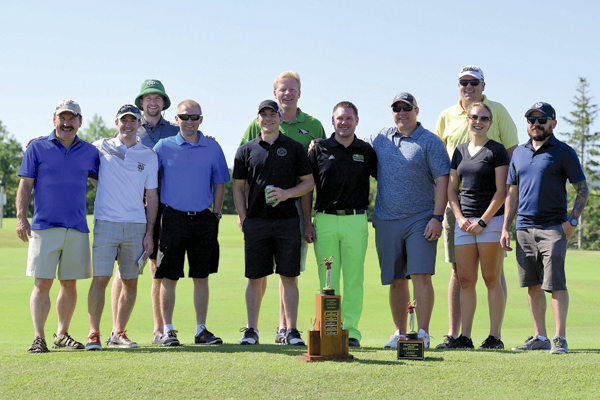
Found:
[384,333,406,349]
[418,329,430,349]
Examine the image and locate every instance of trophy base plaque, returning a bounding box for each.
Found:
[397,336,424,360]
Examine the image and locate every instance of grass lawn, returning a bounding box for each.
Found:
[1,215,599,399]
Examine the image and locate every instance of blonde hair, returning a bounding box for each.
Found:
[466,102,493,120]
[273,70,301,90]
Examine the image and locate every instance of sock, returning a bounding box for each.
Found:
[164,324,174,334]
[196,324,206,335]
[278,326,287,332]
[535,335,548,341]
[395,329,400,336]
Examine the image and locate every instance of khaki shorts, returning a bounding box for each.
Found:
[92,220,146,280]
[26,228,92,280]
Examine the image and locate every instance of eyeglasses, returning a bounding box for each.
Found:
[459,80,482,87]
[118,105,140,114]
[469,114,491,122]
[177,114,202,121]
[527,117,551,125]
[392,104,414,113]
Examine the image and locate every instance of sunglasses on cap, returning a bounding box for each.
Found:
[177,114,202,121]
[392,104,414,113]
[527,117,551,125]
[469,114,491,123]
[459,80,482,87]
[118,105,140,114]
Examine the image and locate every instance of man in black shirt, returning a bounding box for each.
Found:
[304,101,377,347]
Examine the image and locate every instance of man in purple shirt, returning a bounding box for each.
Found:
[16,100,99,353]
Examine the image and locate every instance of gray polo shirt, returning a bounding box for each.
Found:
[369,123,450,220]
[136,116,179,148]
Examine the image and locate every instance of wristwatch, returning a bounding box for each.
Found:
[432,214,444,222]
[477,219,487,228]
[213,212,222,220]
[569,217,578,227]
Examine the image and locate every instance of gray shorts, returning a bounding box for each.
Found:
[443,206,456,264]
[92,220,146,280]
[26,228,92,280]
[373,211,437,285]
[455,215,504,245]
[516,225,568,292]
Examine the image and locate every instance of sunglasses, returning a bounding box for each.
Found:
[527,117,551,125]
[469,114,491,123]
[392,104,414,113]
[459,80,482,87]
[118,105,140,114]
[177,114,202,121]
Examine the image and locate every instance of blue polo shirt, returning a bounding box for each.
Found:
[507,135,585,229]
[17,131,99,233]
[154,131,230,212]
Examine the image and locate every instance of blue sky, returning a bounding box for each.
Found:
[1,0,598,166]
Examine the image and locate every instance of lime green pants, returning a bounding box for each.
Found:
[313,212,368,341]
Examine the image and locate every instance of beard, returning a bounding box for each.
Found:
[528,125,553,142]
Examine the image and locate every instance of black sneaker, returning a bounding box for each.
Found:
[28,336,49,353]
[52,332,84,349]
[195,329,223,345]
[275,328,287,345]
[479,335,504,349]
[162,330,180,346]
[238,327,259,345]
[435,335,457,349]
[348,338,361,347]
[285,328,305,346]
[451,335,474,349]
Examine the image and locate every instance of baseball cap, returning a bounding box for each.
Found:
[524,102,556,120]
[116,104,142,120]
[258,99,281,115]
[458,65,485,81]
[54,99,81,116]
[135,79,171,111]
[391,92,418,108]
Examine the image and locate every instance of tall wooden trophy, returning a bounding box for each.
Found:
[298,256,354,362]
[397,299,424,360]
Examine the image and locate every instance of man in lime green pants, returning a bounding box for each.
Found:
[304,101,377,347]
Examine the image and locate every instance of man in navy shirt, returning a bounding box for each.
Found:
[501,102,589,355]
[16,100,99,353]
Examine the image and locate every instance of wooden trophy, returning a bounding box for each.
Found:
[298,256,354,362]
[397,299,424,360]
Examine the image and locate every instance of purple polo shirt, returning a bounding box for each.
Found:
[154,132,230,212]
[17,131,99,233]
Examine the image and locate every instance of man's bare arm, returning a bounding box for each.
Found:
[16,177,34,242]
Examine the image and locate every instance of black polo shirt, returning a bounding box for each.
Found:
[233,133,312,219]
[308,134,377,212]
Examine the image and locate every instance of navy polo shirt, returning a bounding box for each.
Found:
[308,134,377,212]
[233,133,312,219]
[154,132,230,212]
[17,131,99,233]
[507,135,585,229]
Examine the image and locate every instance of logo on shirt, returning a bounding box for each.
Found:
[352,154,364,162]
[277,148,287,157]
[328,155,335,160]
[138,162,145,172]
[299,129,309,135]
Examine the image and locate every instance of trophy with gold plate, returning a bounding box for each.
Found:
[397,299,424,360]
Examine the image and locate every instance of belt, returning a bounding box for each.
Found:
[166,206,210,217]
[322,209,366,216]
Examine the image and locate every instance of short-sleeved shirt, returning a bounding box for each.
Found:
[233,133,312,219]
[239,108,326,151]
[369,123,450,220]
[154,132,230,212]
[507,135,585,229]
[17,131,99,233]
[451,140,510,218]
[136,116,180,149]
[435,95,519,157]
[93,137,159,223]
[308,134,377,212]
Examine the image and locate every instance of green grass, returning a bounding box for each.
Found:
[1,216,599,399]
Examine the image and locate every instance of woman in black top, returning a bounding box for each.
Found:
[447,102,510,349]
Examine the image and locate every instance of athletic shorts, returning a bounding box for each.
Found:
[455,215,503,245]
[92,220,146,280]
[155,207,220,280]
[26,227,92,280]
[516,225,568,292]
[373,211,437,285]
[243,217,301,279]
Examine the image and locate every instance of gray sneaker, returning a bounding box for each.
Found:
[152,333,164,345]
[512,336,551,351]
[549,336,568,354]
[108,331,138,348]
[162,330,180,346]
[275,328,286,345]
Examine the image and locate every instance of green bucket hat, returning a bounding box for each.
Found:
[135,79,171,111]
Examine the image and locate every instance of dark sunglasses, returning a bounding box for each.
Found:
[459,80,481,87]
[469,114,491,122]
[177,114,202,121]
[392,104,414,113]
[527,117,550,125]
[118,105,140,114]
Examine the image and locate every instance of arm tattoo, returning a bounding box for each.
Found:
[570,180,589,219]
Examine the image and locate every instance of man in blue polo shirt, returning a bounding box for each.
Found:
[501,102,588,355]
[153,99,230,346]
[16,100,99,353]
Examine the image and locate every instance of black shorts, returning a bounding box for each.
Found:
[150,202,167,260]
[243,217,301,279]
[155,207,220,280]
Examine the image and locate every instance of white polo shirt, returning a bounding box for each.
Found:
[93,137,158,223]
